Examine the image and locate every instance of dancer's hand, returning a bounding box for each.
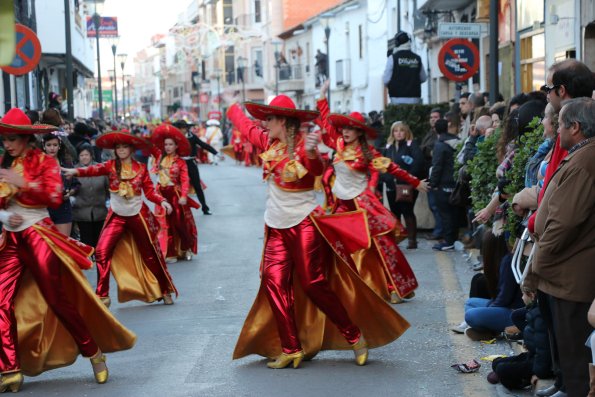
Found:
[0,169,25,188]
[62,167,78,177]
[305,132,320,153]
[416,179,430,193]
[8,214,23,228]
[162,201,173,215]
[179,197,187,205]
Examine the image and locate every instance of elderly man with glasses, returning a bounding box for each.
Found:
[527,98,595,397]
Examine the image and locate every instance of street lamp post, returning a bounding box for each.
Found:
[237,56,246,102]
[92,0,106,120]
[192,71,200,115]
[110,38,120,121]
[108,69,114,119]
[118,53,127,119]
[272,40,282,96]
[125,76,131,116]
[212,69,222,115]
[321,14,333,104]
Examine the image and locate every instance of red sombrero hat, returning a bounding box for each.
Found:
[96,130,152,150]
[245,95,319,122]
[327,112,378,139]
[151,124,191,156]
[0,108,59,134]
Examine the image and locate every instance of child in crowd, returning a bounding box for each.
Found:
[488,291,552,391]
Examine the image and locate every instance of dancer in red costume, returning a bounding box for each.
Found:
[227,96,409,369]
[0,109,135,392]
[150,124,199,263]
[317,80,428,304]
[63,131,177,307]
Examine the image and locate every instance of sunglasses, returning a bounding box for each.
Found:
[540,84,561,94]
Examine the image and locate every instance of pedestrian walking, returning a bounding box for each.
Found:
[63,130,177,307]
[0,109,135,391]
[227,96,409,369]
[150,124,199,263]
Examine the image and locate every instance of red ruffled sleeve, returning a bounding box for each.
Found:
[19,151,63,209]
[76,161,110,177]
[227,103,269,151]
[140,163,165,205]
[316,97,339,150]
[177,158,190,199]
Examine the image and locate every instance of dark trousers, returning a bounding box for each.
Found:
[493,353,532,390]
[185,159,209,212]
[550,295,592,397]
[76,220,104,248]
[434,189,458,244]
[538,290,565,391]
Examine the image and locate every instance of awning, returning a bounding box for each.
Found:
[419,0,474,12]
[39,53,95,78]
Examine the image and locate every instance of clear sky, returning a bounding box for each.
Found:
[97,0,191,75]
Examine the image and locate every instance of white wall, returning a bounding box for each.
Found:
[36,0,95,71]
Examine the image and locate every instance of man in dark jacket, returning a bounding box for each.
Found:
[429,119,460,250]
[382,31,427,104]
[173,120,219,215]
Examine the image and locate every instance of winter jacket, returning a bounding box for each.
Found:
[71,161,109,222]
[380,140,424,190]
[429,133,460,189]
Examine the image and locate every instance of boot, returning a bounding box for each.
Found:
[404,215,417,249]
[589,363,595,397]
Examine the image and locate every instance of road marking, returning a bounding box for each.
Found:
[434,251,494,397]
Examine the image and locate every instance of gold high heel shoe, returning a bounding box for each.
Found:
[352,335,368,366]
[266,350,305,369]
[90,352,109,384]
[163,293,174,305]
[0,372,24,393]
[100,296,111,308]
[390,291,403,304]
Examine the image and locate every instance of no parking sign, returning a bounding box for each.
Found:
[438,39,479,82]
[1,24,41,76]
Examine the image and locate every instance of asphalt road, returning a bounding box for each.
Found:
[19,158,534,397]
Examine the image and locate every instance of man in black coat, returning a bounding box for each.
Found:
[429,119,460,251]
[173,120,218,215]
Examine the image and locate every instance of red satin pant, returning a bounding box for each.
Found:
[161,186,195,257]
[263,216,361,354]
[95,213,170,297]
[0,227,98,373]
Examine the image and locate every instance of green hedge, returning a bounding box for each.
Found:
[382,103,450,145]
[505,117,544,238]
[468,130,501,214]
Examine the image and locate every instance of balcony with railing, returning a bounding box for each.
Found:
[277,64,305,92]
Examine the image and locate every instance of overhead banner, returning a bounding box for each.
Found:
[86,16,118,38]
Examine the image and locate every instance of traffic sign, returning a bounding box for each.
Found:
[438,39,480,82]
[1,24,41,75]
[438,23,482,39]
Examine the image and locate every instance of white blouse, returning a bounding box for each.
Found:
[332,161,367,200]
[264,181,318,229]
[110,192,142,217]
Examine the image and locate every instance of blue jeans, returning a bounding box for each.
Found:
[464,297,514,333]
[427,190,443,236]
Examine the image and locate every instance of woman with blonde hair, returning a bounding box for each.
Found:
[382,121,425,249]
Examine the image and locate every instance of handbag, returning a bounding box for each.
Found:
[395,184,414,202]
